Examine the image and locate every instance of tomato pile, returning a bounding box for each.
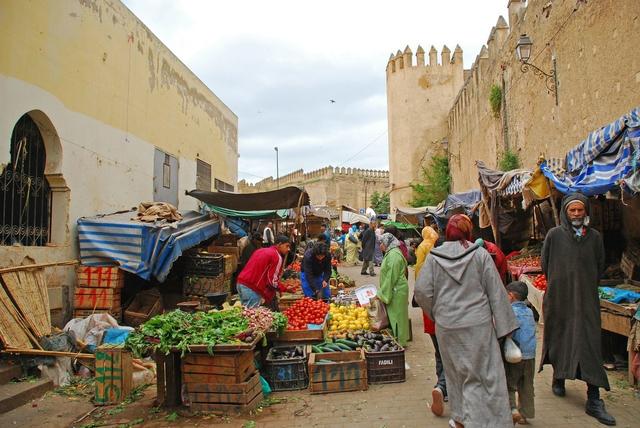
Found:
[532,274,547,291]
[286,261,301,272]
[281,278,302,294]
[282,298,329,330]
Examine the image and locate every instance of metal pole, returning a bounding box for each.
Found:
[274,146,279,189]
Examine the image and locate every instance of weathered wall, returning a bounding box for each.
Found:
[386,44,465,210]
[0,0,238,321]
[238,166,389,211]
[448,0,640,191]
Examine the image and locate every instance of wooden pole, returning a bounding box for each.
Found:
[2,348,95,359]
[546,178,560,226]
[0,260,78,274]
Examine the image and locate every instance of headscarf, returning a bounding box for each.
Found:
[445,214,473,248]
[380,232,400,252]
[560,192,590,239]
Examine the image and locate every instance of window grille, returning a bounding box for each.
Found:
[0,114,51,246]
[214,178,234,192]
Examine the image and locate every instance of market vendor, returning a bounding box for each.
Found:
[301,241,332,301]
[540,193,616,426]
[237,235,292,308]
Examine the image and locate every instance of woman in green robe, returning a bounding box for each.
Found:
[377,232,410,346]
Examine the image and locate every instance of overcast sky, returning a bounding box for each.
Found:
[122,0,510,184]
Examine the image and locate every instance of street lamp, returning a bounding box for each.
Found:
[274,146,279,189]
[515,33,558,105]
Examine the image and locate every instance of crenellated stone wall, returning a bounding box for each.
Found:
[238,166,390,210]
[447,0,640,191]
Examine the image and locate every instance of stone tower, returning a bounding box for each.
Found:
[386,44,465,211]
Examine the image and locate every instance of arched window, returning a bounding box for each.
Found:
[1,114,51,246]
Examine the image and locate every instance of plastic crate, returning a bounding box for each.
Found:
[365,345,406,384]
[264,346,308,391]
[183,251,225,277]
[183,275,227,296]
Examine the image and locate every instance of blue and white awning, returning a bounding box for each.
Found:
[77,210,219,282]
[542,107,640,196]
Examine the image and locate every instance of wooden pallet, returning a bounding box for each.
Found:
[308,349,367,394]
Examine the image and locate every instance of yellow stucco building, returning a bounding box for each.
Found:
[0,0,238,320]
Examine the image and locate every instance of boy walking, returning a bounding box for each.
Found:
[505,281,537,424]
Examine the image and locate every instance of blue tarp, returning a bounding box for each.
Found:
[77,210,219,282]
[541,107,640,196]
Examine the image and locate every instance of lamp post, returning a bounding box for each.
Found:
[274,146,279,189]
[515,34,558,105]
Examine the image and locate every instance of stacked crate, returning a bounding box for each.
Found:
[181,350,262,413]
[74,266,123,320]
[182,250,228,297]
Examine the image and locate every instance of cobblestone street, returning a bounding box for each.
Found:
[1,264,637,428]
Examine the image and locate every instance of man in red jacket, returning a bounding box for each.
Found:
[237,235,291,308]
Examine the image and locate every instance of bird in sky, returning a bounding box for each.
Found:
[329,99,336,103]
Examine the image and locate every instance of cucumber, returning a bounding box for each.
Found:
[334,343,352,351]
[323,344,342,352]
[336,339,358,349]
[311,345,323,354]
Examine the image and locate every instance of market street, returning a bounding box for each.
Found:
[0,264,635,428]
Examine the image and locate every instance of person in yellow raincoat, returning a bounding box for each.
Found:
[377,232,410,346]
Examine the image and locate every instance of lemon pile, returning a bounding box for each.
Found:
[329,303,370,332]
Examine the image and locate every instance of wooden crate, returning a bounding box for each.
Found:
[94,346,132,405]
[268,315,327,344]
[181,350,255,384]
[223,254,238,275]
[278,294,304,311]
[124,290,162,327]
[308,349,367,394]
[187,372,263,413]
[74,287,121,310]
[76,266,124,288]
[207,245,240,259]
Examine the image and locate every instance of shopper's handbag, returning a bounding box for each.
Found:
[368,298,389,331]
[503,336,523,363]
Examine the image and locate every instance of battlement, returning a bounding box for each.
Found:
[238,165,389,193]
[386,44,464,75]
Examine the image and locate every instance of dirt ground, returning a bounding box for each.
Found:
[1,264,638,428]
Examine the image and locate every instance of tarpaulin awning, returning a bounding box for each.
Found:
[435,190,482,218]
[304,206,334,220]
[187,186,310,210]
[205,205,289,219]
[341,211,370,224]
[77,210,219,282]
[382,221,420,231]
[541,106,640,196]
[476,161,532,197]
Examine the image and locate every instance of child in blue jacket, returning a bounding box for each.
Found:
[505,281,537,425]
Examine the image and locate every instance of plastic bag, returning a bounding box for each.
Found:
[368,299,389,331]
[504,336,523,364]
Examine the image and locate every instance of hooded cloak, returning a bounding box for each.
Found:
[539,192,609,389]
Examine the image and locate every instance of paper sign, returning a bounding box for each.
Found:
[355,284,378,305]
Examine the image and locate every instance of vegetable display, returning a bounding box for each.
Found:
[329,303,370,332]
[312,338,359,353]
[508,255,541,269]
[282,298,329,330]
[267,346,305,360]
[125,306,285,357]
[353,332,401,352]
[532,274,547,291]
[280,278,302,294]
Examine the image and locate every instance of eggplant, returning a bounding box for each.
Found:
[380,344,391,352]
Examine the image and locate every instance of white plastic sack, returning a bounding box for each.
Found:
[63,313,120,348]
[504,336,523,364]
